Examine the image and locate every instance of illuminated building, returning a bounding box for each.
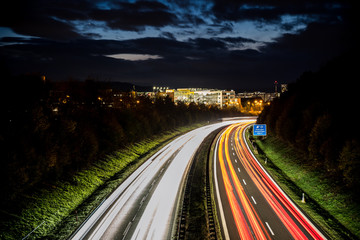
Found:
[171,88,238,109]
[174,88,195,104]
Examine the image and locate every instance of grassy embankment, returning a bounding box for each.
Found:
[246,127,360,240]
[0,123,208,240]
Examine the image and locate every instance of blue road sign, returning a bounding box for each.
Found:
[253,124,267,136]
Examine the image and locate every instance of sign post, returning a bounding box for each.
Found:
[253,124,267,136]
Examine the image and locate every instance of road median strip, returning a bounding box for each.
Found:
[175,127,223,240]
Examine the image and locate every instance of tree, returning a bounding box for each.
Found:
[308,114,332,167]
[339,140,360,190]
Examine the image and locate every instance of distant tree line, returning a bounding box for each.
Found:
[0,75,241,203]
[258,51,360,196]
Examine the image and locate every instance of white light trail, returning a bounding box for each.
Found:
[71,118,256,240]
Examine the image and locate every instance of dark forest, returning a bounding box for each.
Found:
[257,50,360,197]
[0,75,240,204]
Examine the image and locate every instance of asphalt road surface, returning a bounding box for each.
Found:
[213,122,327,240]
[70,119,254,240]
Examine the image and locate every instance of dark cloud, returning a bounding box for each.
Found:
[0,0,355,90]
[211,0,347,27]
[90,9,177,31]
[123,1,169,11]
[222,36,256,44]
[89,1,177,31]
[0,0,88,40]
[211,0,280,22]
[188,38,226,50]
[0,0,179,38]
[0,0,177,38]
[1,17,351,90]
[9,17,82,40]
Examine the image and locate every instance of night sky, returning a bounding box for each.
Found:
[0,0,355,91]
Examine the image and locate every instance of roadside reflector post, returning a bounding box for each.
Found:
[301,193,306,203]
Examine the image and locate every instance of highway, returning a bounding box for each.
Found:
[70,119,253,240]
[213,122,327,240]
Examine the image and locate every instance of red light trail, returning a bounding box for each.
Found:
[216,122,326,240]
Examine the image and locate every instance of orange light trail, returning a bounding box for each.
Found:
[218,123,270,240]
[217,122,326,240]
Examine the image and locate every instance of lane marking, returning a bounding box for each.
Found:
[234,159,237,163]
[237,167,241,173]
[242,179,247,185]
[123,222,132,239]
[213,133,230,240]
[265,222,275,236]
[251,196,257,205]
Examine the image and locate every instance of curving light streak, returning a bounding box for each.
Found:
[219,124,270,240]
[217,122,326,240]
[218,127,253,240]
[71,119,253,240]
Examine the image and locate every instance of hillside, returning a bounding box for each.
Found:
[258,50,360,198]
